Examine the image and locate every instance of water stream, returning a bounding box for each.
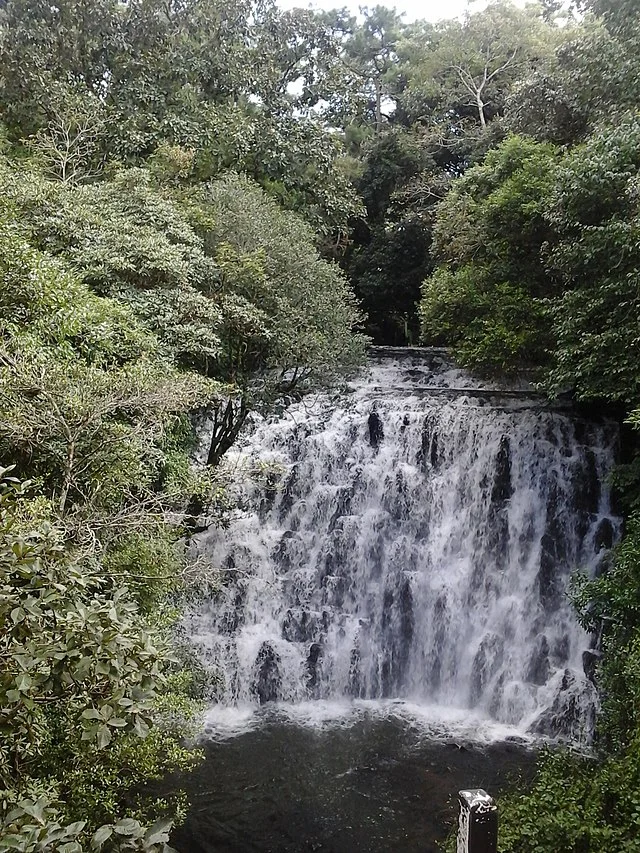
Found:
[174,349,620,850]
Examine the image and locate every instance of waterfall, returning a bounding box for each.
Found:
[186,349,620,740]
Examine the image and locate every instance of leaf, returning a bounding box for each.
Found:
[81,708,102,720]
[113,817,143,836]
[16,797,45,823]
[96,725,112,748]
[91,825,113,850]
[11,606,25,623]
[16,672,32,692]
[144,817,173,846]
[133,716,150,738]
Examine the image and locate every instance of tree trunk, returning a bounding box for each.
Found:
[476,90,487,129]
[375,77,383,134]
[59,439,75,514]
[207,396,248,467]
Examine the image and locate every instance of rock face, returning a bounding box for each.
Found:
[185,350,620,741]
[253,642,282,705]
[368,411,384,448]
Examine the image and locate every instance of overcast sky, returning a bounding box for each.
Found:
[276,0,527,24]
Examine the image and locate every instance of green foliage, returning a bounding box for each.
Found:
[398,1,562,131]
[499,748,640,853]
[0,160,366,399]
[572,520,640,751]
[0,163,223,372]
[419,135,558,372]
[420,268,550,373]
[0,472,197,851]
[195,171,367,390]
[544,113,640,403]
[0,215,217,522]
[0,0,361,237]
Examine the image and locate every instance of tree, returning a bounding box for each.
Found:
[0,0,362,238]
[0,472,194,851]
[419,135,559,373]
[505,18,638,145]
[0,213,217,535]
[337,5,405,134]
[543,112,640,404]
[343,127,436,343]
[398,1,561,130]
[0,0,120,138]
[587,0,640,42]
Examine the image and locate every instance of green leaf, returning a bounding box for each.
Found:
[91,825,113,849]
[96,725,112,748]
[113,817,142,836]
[144,817,173,846]
[81,708,101,720]
[11,607,25,623]
[15,672,32,692]
[133,716,150,738]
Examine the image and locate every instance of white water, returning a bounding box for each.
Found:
[186,350,619,742]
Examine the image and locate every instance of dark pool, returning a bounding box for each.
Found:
[162,703,538,853]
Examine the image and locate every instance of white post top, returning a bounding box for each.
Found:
[457,789,498,853]
[459,790,497,812]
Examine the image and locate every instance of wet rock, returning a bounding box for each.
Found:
[306,642,323,695]
[526,635,550,686]
[252,642,282,705]
[391,469,411,522]
[368,411,384,448]
[348,646,362,698]
[537,522,566,608]
[430,432,439,469]
[258,470,280,519]
[272,531,303,573]
[418,415,439,470]
[470,633,504,705]
[491,436,513,504]
[283,608,328,644]
[379,575,414,696]
[328,487,352,531]
[321,574,347,608]
[278,465,299,522]
[428,595,448,691]
[573,449,600,517]
[551,633,570,665]
[593,550,612,578]
[364,534,385,580]
[582,648,601,684]
[594,517,615,551]
[220,585,246,634]
[528,669,596,739]
[489,673,505,719]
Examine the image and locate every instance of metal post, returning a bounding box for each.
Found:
[457,789,498,853]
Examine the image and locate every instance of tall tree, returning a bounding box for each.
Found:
[398,1,561,130]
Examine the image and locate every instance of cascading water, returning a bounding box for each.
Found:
[186,349,620,741]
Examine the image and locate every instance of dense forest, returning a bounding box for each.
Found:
[0,0,639,850]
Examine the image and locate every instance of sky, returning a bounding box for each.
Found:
[277,0,528,24]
